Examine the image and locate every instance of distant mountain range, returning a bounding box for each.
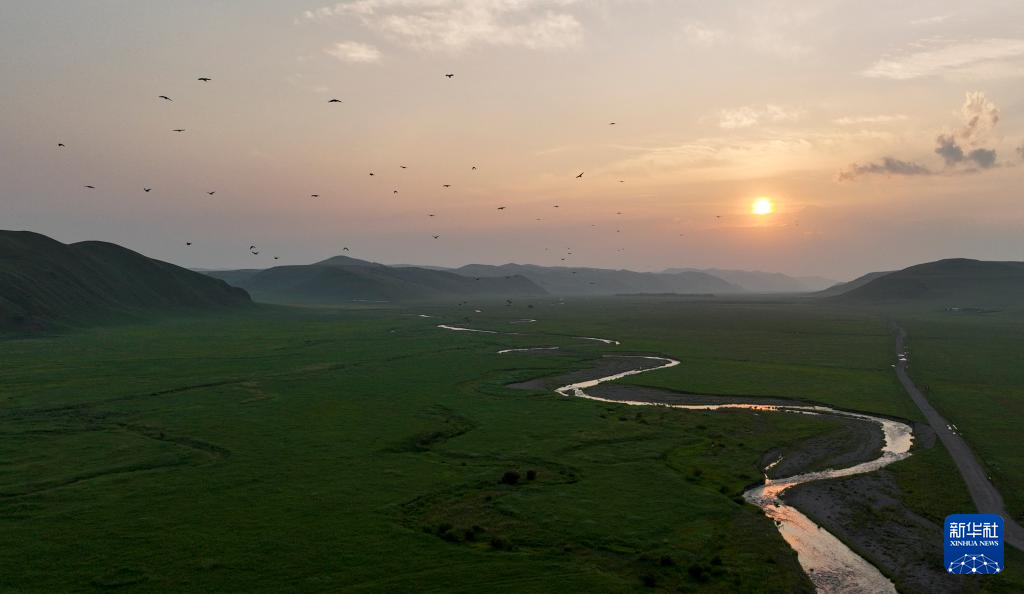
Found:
[0,230,250,332]
[823,259,1024,307]
[662,268,837,293]
[203,255,547,304]
[454,263,744,296]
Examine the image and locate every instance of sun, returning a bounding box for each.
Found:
[752,197,775,216]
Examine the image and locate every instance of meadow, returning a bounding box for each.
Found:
[1,298,1021,592]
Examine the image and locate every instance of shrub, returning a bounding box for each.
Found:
[688,563,710,582]
[659,555,675,567]
[526,469,537,481]
[500,470,521,485]
[641,574,657,587]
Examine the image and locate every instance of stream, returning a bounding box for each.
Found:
[438,325,914,593]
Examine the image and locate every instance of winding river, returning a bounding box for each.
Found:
[438,325,914,593]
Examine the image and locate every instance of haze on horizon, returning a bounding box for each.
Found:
[2,0,1023,281]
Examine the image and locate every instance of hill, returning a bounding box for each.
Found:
[826,259,1024,306]
[816,271,893,298]
[663,268,836,293]
[456,263,743,296]
[204,256,547,304]
[0,230,250,332]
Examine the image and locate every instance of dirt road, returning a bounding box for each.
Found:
[895,327,1024,551]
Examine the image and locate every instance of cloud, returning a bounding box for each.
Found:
[836,157,933,181]
[681,22,724,47]
[910,14,952,26]
[933,91,999,168]
[718,104,801,129]
[838,92,1007,180]
[862,38,1024,80]
[303,1,585,52]
[834,114,908,125]
[324,41,381,63]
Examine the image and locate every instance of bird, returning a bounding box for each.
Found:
[186,242,192,246]
[158,95,172,101]
[619,180,625,183]
[497,206,506,210]
[609,122,616,125]
[471,166,477,170]
[328,98,342,103]
[311,194,319,198]
[197,77,212,82]
[428,213,435,217]
[553,205,559,208]
[369,172,375,176]
[576,172,584,178]
[144,188,152,192]
[400,165,407,169]
[342,247,350,251]
[274,256,279,260]
[393,190,399,194]
[172,129,185,133]
[84,185,95,189]
[445,73,455,79]
[207,191,216,196]
[432,235,440,239]
[57,143,65,148]
[442,184,451,188]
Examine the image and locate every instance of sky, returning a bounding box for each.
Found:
[2,0,1024,280]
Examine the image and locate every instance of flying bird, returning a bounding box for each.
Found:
[432,235,440,239]
[400,165,407,169]
[328,98,342,103]
[428,213,435,217]
[172,129,185,133]
[609,122,616,125]
[393,190,399,194]
[445,73,455,79]
[274,256,279,260]
[207,191,216,196]
[311,194,319,198]
[576,172,584,178]
[144,188,152,192]
[197,77,212,82]
[369,172,375,176]
[84,185,95,189]
[57,143,65,148]
[186,242,192,246]
[471,166,477,170]
[442,184,451,188]
[497,206,506,210]
[342,247,350,251]
[158,95,172,101]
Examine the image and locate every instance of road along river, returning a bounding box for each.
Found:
[438,325,915,593]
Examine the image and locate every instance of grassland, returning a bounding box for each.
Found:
[899,309,1024,523]
[1,298,1020,592]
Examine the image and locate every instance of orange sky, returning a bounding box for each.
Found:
[2,1,1023,279]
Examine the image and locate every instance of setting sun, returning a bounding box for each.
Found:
[752,197,775,216]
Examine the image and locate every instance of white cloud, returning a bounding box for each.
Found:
[718,104,802,129]
[681,22,724,47]
[910,14,952,26]
[862,38,1024,80]
[303,1,585,52]
[834,114,908,125]
[324,41,382,63]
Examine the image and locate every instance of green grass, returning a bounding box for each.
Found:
[899,310,1024,524]
[0,298,1018,592]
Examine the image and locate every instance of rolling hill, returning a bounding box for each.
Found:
[204,255,548,304]
[0,230,251,332]
[663,268,837,293]
[825,259,1024,306]
[455,263,744,296]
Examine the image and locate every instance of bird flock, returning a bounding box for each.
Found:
[53,72,732,267]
